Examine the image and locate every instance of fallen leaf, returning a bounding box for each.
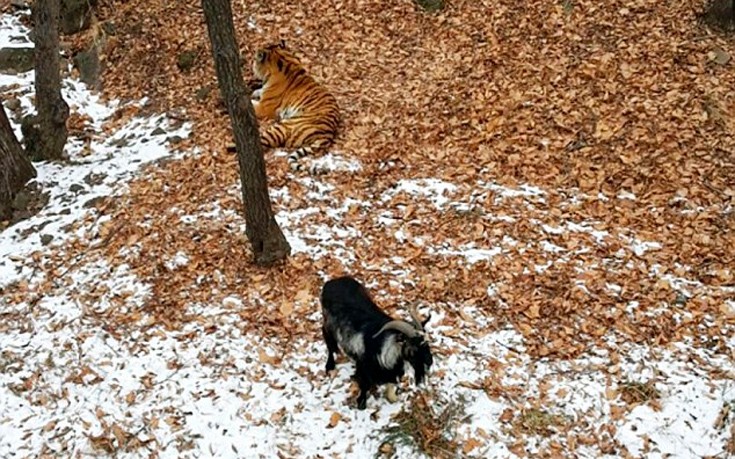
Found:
[327,411,341,428]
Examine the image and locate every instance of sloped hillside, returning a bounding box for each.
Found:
[1,0,734,457]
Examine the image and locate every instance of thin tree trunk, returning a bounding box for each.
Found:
[24,0,69,161]
[0,106,36,220]
[201,0,290,265]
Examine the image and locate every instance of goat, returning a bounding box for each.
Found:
[320,276,433,409]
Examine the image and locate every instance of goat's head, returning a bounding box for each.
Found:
[374,305,433,384]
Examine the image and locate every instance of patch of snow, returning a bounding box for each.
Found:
[165,251,190,271]
[308,152,362,173]
[383,178,458,208]
[0,53,190,289]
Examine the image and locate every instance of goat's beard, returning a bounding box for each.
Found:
[413,362,427,385]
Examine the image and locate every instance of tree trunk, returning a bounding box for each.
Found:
[23,0,69,161]
[0,105,36,220]
[201,0,291,265]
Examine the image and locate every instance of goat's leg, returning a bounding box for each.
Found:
[322,325,339,373]
[355,363,372,410]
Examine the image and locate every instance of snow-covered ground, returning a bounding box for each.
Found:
[2,11,734,459]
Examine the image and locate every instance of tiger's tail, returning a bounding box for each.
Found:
[287,137,334,172]
[287,147,312,171]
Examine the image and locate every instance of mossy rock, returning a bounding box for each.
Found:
[703,0,735,32]
[177,50,198,72]
[415,0,445,12]
[0,47,34,74]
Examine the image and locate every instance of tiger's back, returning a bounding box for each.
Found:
[251,41,340,170]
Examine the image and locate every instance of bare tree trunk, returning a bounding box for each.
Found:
[23,0,69,161]
[0,106,36,220]
[201,0,291,265]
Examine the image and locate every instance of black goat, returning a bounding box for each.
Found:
[320,276,433,409]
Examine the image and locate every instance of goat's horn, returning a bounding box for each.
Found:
[373,320,421,338]
[407,304,425,331]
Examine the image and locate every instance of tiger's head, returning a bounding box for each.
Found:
[252,40,302,81]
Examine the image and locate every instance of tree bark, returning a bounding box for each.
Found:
[201,0,291,265]
[0,105,36,220]
[24,0,69,161]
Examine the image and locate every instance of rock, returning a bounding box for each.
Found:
[20,114,44,161]
[73,44,102,89]
[83,196,106,209]
[177,50,198,72]
[60,0,98,35]
[5,97,21,112]
[196,85,212,102]
[0,47,34,74]
[709,47,731,65]
[40,234,54,245]
[83,171,107,186]
[414,0,444,12]
[167,135,185,144]
[151,127,166,136]
[11,191,30,211]
[703,0,735,31]
[108,136,130,148]
[101,21,117,36]
[69,183,85,193]
[10,0,30,10]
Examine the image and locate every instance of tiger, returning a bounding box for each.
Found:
[228,40,340,172]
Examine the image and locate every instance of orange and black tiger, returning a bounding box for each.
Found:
[230,40,340,171]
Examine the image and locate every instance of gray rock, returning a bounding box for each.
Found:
[151,127,166,136]
[108,136,130,148]
[10,0,30,9]
[83,171,107,186]
[5,97,21,112]
[60,0,97,35]
[11,191,30,211]
[0,47,34,74]
[40,234,54,245]
[83,196,106,209]
[101,21,116,36]
[69,183,85,193]
[20,114,44,161]
[73,44,102,90]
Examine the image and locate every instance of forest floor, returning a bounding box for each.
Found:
[2,1,735,458]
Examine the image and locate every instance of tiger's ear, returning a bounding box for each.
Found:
[279,39,286,49]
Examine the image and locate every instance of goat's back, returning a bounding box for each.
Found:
[321,276,390,333]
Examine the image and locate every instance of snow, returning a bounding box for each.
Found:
[1,12,734,459]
